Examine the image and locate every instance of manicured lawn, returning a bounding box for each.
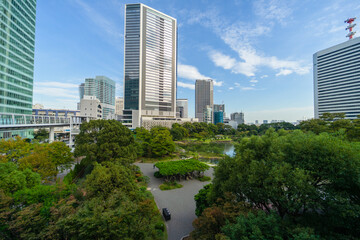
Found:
[159,181,183,191]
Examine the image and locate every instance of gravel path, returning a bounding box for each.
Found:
[135,163,213,240]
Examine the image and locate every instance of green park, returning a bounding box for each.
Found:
[1,113,360,239]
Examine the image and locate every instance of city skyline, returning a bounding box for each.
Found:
[32,0,360,122]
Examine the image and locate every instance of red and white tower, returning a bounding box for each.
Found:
[345,17,356,40]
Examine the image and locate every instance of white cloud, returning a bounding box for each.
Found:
[251,84,256,87]
[228,87,234,90]
[35,82,79,88]
[209,50,255,77]
[250,79,258,83]
[34,81,79,99]
[178,81,195,90]
[34,87,78,99]
[178,64,210,80]
[253,0,292,24]
[213,81,223,87]
[241,87,255,91]
[187,7,310,77]
[276,69,293,76]
[234,82,256,91]
[74,0,122,43]
[178,63,223,87]
[260,75,268,78]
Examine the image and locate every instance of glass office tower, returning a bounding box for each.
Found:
[124,4,177,128]
[0,0,37,138]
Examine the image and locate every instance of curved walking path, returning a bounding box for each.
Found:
[135,163,213,240]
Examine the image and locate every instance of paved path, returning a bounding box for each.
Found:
[135,163,213,240]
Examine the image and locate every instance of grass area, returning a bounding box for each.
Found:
[197,176,211,182]
[159,181,183,191]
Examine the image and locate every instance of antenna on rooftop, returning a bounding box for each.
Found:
[345,17,356,40]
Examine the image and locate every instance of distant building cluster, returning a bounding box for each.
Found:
[78,76,116,120]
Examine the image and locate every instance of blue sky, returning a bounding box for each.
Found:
[33,0,360,122]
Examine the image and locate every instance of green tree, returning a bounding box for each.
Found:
[74,120,137,166]
[0,162,41,194]
[211,129,360,238]
[47,141,74,173]
[149,127,175,157]
[195,184,212,216]
[85,162,137,198]
[33,129,49,142]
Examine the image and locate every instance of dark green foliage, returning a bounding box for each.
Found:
[170,123,189,140]
[75,119,137,166]
[221,211,320,240]
[0,162,41,194]
[154,171,163,178]
[135,126,175,158]
[33,129,49,142]
[85,162,137,198]
[155,159,209,176]
[195,184,212,216]
[209,129,360,239]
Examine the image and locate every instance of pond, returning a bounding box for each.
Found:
[223,143,235,157]
[198,143,235,165]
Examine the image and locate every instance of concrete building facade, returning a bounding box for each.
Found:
[176,99,188,118]
[123,4,177,128]
[230,112,244,125]
[314,37,360,119]
[80,96,102,119]
[195,79,213,122]
[115,97,124,116]
[0,0,37,139]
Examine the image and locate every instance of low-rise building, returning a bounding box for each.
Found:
[80,96,102,119]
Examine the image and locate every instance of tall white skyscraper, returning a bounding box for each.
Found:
[195,79,213,122]
[123,4,177,128]
[314,37,360,119]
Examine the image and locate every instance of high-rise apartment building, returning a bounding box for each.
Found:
[214,104,225,114]
[123,4,177,128]
[0,0,37,139]
[213,104,225,124]
[176,99,188,118]
[314,37,360,119]
[230,112,244,125]
[81,76,115,119]
[195,79,213,122]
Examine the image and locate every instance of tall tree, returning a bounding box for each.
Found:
[211,129,360,238]
[74,120,137,166]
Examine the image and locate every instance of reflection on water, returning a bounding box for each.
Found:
[200,143,235,165]
[223,143,235,157]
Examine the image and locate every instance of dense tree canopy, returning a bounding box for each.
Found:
[75,119,137,166]
[191,129,360,239]
[1,120,166,240]
[135,126,175,158]
[0,137,73,181]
